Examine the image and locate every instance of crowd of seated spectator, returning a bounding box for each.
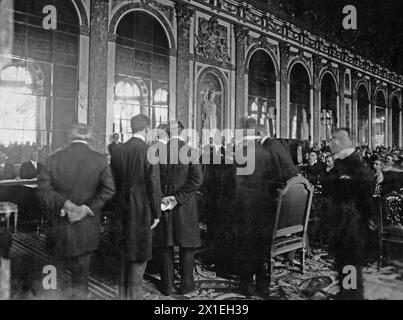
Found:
[299,144,403,197]
[0,143,50,180]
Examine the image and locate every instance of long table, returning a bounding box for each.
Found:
[0,179,41,225]
[0,179,38,188]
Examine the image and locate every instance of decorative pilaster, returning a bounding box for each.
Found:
[338,65,346,128]
[370,78,377,148]
[88,0,109,153]
[351,70,360,145]
[279,42,291,138]
[175,3,194,127]
[234,25,248,128]
[313,55,322,146]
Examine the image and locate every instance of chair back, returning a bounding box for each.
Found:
[381,192,403,227]
[272,175,314,240]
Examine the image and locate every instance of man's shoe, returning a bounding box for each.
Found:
[256,284,270,297]
[239,281,257,296]
[179,281,196,295]
[159,285,173,296]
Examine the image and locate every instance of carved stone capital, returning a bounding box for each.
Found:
[234,25,249,44]
[339,64,346,75]
[279,42,291,61]
[176,3,194,33]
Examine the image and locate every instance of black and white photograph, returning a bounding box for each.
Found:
[0,0,403,306]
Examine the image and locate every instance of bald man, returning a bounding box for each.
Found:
[325,128,373,300]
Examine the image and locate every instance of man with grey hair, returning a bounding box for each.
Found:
[38,123,116,299]
[325,128,373,300]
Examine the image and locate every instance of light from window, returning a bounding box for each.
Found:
[0,66,36,146]
[154,88,168,103]
[115,81,141,98]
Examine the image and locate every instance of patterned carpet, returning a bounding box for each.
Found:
[9,231,403,300]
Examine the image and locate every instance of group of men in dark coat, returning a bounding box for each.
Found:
[111,118,203,297]
[37,113,372,300]
[38,117,203,299]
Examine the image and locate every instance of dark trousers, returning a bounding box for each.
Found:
[331,210,366,300]
[155,246,195,295]
[238,250,270,293]
[238,231,271,294]
[58,253,92,300]
[120,258,147,300]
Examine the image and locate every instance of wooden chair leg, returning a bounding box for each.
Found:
[14,211,18,233]
[305,232,312,257]
[300,248,305,274]
[378,239,383,270]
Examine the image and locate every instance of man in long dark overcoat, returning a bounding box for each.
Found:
[326,128,373,300]
[153,121,203,295]
[111,114,161,300]
[38,124,116,299]
[233,122,279,297]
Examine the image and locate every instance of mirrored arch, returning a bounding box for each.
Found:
[289,63,311,141]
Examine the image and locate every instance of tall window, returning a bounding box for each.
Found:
[357,85,370,146]
[392,96,400,147]
[320,73,337,145]
[289,64,310,141]
[114,11,170,141]
[0,0,80,162]
[0,66,36,146]
[248,51,276,137]
[374,91,386,147]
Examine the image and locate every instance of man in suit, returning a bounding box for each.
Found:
[20,150,43,179]
[306,152,323,185]
[260,132,298,186]
[233,119,276,296]
[153,120,203,295]
[111,114,161,300]
[38,124,115,299]
[108,133,121,158]
[325,128,373,300]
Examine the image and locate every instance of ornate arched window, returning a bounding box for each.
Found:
[289,63,310,141]
[392,96,400,147]
[248,50,276,137]
[357,85,370,146]
[374,91,386,147]
[0,66,36,146]
[320,73,337,145]
[114,11,170,141]
[0,0,80,162]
